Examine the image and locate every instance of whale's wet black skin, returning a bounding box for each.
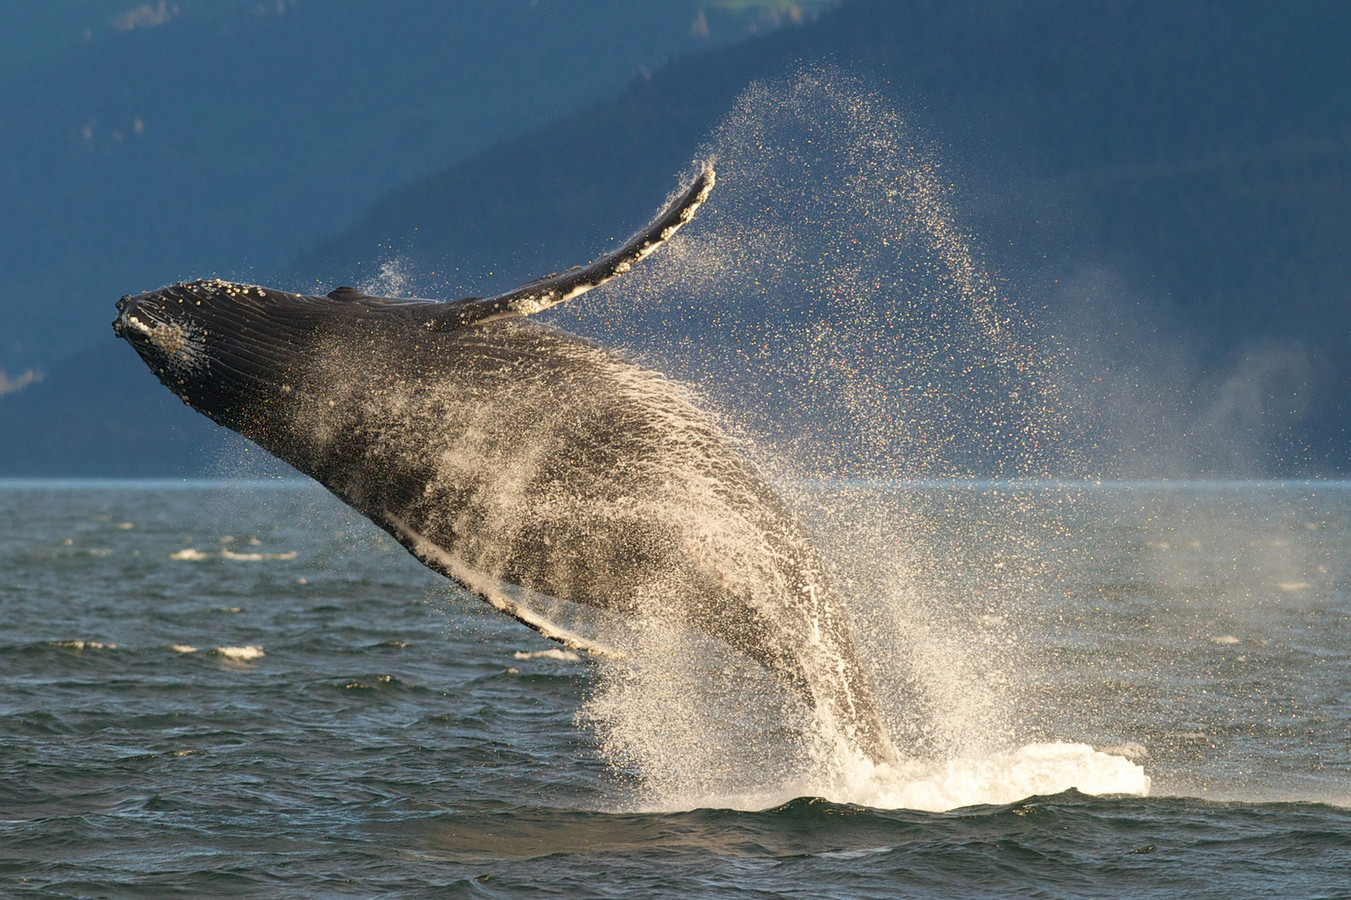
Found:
[114,168,896,764]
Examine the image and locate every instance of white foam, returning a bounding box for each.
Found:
[49,640,116,651]
[512,648,581,662]
[170,547,211,560]
[169,644,198,653]
[650,741,1150,813]
[213,645,265,661]
[838,741,1151,812]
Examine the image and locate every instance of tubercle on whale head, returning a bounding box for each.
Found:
[113,284,225,420]
[114,286,211,371]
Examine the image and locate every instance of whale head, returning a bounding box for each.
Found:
[114,279,326,428]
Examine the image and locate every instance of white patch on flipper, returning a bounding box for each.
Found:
[443,167,715,327]
[382,510,624,659]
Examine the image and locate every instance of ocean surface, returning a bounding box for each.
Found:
[2,479,1347,898]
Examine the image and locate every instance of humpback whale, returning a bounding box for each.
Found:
[113,168,896,765]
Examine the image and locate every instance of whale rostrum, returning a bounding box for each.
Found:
[113,166,898,765]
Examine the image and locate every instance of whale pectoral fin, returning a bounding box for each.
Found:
[426,166,715,332]
[379,510,625,660]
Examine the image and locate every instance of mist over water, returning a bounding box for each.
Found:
[535,72,1342,811]
[562,70,1070,478]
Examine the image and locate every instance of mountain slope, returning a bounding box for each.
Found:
[4,0,1348,475]
[0,0,802,369]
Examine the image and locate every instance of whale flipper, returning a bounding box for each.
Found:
[381,510,624,660]
[426,167,715,332]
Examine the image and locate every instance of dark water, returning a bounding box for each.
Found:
[2,481,1347,898]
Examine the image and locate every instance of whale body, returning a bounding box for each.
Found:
[113,168,896,764]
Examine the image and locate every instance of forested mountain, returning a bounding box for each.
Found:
[0,0,796,368]
[2,1,1347,475]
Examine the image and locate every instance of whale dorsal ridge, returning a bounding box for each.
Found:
[426,166,714,333]
[327,286,379,303]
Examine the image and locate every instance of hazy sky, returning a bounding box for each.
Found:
[0,1,834,369]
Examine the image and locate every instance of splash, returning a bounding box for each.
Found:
[359,257,418,299]
[562,70,1146,810]
[136,70,1148,809]
[564,67,1074,480]
[599,738,1149,814]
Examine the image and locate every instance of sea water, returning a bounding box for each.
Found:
[1,479,1347,897]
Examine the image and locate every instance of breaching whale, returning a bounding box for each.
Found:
[113,168,897,765]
